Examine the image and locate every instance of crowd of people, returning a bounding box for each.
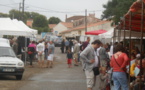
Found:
[10,37,55,68]
[62,37,145,90]
[9,36,145,90]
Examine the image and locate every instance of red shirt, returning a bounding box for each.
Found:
[110,53,129,72]
[82,41,89,50]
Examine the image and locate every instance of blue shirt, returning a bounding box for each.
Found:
[65,41,69,46]
[48,44,55,54]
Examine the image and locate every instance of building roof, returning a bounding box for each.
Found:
[48,24,57,29]
[60,20,111,33]
[61,22,73,28]
[66,16,85,21]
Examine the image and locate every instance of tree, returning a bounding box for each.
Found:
[9,9,22,20]
[0,12,9,17]
[33,15,48,27]
[33,15,49,34]
[8,9,50,34]
[102,0,136,24]
[48,17,61,24]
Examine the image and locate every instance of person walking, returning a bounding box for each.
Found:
[73,40,80,66]
[69,40,73,51]
[28,41,36,67]
[65,39,69,53]
[99,44,109,67]
[82,37,90,50]
[36,40,45,68]
[80,40,101,90]
[61,39,65,53]
[110,44,129,90]
[46,41,55,68]
[44,42,49,60]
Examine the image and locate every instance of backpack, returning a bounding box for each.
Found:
[27,47,35,54]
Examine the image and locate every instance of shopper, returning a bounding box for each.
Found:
[46,41,55,68]
[36,40,45,68]
[110,44,129,90]
[28,41,36,67]
[66,49,73,68]
[73,40,80,66]
[80,40,101,90]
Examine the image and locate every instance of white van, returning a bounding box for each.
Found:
[0,38,24,80]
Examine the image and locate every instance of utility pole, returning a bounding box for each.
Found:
[19,3,21,20]
[22,0,25,22]
[85,9,87,32]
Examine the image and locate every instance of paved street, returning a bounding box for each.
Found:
[17,47,102,90]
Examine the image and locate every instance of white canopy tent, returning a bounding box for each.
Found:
[0,18,31,36]
[98,28,114,39]
[12,19,33,35]
[98,28,145,43]
[18,21,38,35]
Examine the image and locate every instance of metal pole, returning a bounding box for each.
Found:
[139,1,144,89]
[128,12,132,90]
[118,28,121,42]
[19,3,21,20]
[118,28,119,42]
[22,0,27,65]
[112,28,116,55]
[22,0,25,22]
[85,9,87,32]
[113,28,116,45]
[123,17,126,47]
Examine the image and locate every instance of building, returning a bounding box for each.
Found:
[53,22,73,36]
[48,24,57,32]
[60,20,112,39]
[65,14,101,27]
[53,14,101,36]
[26,19,33,28]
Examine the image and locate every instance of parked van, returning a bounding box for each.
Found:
[0,38,24,80]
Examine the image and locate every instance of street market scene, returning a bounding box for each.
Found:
[0,0,145,90]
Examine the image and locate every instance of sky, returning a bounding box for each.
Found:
[0,0,108,21]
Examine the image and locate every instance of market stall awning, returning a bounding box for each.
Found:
[116,0,145,32]
[98,28,114,38]
[85,29,107,35]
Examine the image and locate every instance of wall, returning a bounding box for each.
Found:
[53,23,68,36]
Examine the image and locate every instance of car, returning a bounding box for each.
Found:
[0,38,24,80]
[53,36,63,47]
[45,35,63,47]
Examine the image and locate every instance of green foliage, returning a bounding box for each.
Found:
[8,9,50,34]
[102,0,136,24]
[48,17,61,24]
[33,15,48,27]
[33,27,50,34]
[9,9,22,20]
[0,12,9,17]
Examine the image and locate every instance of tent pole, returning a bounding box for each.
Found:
[119,28,121,42]
[25,37,27,65]
[139,1,144,89]
[118,28,119,42]
[123,17,126,47]
[128,12,132,90]
[113,28,115,45]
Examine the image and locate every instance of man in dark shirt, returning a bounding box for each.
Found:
[82,37,90,51]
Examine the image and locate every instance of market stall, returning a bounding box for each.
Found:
[115,0,145,89]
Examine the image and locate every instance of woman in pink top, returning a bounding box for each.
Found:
[110,44,130,90]
[28,41,36,67]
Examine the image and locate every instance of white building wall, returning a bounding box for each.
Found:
[53,23,68,36]
[62,21,112,38]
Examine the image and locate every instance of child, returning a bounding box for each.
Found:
[99,67,108,90]
[67,49,73,68]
